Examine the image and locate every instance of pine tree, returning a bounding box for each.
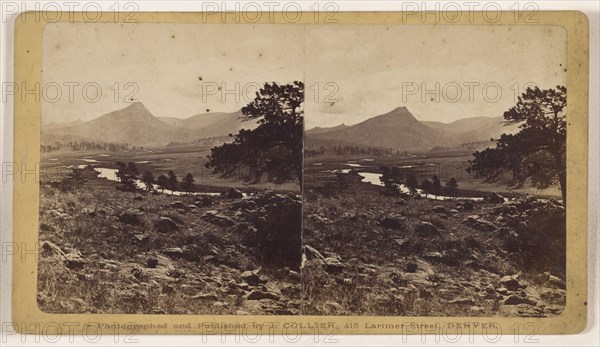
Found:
[181,172,195,195]
[167,170,178,195]
[142,171,155,192]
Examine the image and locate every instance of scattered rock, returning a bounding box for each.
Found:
[499,275,522,291]
[405,262,418,273]
[231,199,257,211]
[496,287,509,295]
[432,206,447,214]
[393,238,409,248]
[241,270,261,286]
[504,295,537,306]
[486,192,506,204]
[154,217,180,233]
[194,196,214,207]
[323,256,345,273]
[447,298,475,306]
[162,247,184,257]
[462,215,496,232]
[423,251,443,263]
[146,258,159,268]
[378,215,405,230]
[133,233,150,243]
[247,290,280,301]
[415,222,440,238]
[548,274,566,289]
[224,188,244,199]
[190,293,218,300]
[134,194,144,201]
[459,201,475,211]
[118,211,141,225]
[201,210,235,227]
[288,270,301,281]
[540,289,566,305]
[41,240,66,258]
[304,245,325,261]
[40,241,86,269]
[169,201,185,209]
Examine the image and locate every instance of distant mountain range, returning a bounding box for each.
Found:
[44,103,520,151]
[305,106,519,151]
[42,103,255,147]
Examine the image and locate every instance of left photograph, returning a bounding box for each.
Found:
[37,23,303,315]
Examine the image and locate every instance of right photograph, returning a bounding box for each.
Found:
[301,25,567,317]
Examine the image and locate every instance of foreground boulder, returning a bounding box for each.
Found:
[40,240,86,269]
[499,275,522,291]
[169,201,185,209]
[240,270,261,286]
[462,215,497,232]
[457,201,475,211]
[432,206,447,214]
[378,215,405,230]
[415,222,440,238]
[323,255,345,273]
[486,192,506,204]
[250,194,302,269]
[118,211,142,225]
[201,210,235,227]
[504,295,537,306]
[224,188,244,199]
[247,290,280,301]
[193,195,214,207]
[154,217,180,233]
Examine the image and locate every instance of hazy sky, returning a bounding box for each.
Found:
[43,23,566,128]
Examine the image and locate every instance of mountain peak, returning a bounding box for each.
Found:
[125,101,148,111]
[113,102,154,119]
[367,106,419,125]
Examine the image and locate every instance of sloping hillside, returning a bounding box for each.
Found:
[306,107,448,151]
[43,103,252,147]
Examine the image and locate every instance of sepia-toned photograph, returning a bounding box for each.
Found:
[301,25,567,317]
[36,21,569,319]
[38,23,304,315]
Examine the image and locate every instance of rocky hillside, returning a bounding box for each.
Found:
[302,186,566,317]
[38,185,302,315]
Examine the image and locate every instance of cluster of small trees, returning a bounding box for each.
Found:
[410,175,459,198]
[41,141,131,153]
[381,172,459,198]
[115,161,196,195]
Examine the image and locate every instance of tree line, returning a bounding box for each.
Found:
[305,145,400,158]
[380,171,458,198]
[114,161,196,195]
[41,141,132,153]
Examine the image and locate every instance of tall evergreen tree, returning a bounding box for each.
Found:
[181,172,195,195]
[206,82,303,189]
[167,170,178,195]
[469,86,567,203]
[142,170,155,192]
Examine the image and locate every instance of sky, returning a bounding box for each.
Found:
[43,23,566,129]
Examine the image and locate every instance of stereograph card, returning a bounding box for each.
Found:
[10,10,589,336]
